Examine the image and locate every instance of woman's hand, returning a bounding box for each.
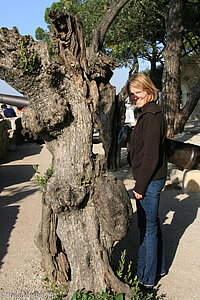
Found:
[133,190,143,199]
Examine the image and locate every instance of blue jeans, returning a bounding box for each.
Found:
[136,177,166,286]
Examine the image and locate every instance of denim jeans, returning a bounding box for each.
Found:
[136,177,166,286]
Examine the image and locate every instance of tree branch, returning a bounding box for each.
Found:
[181,77,200,117]
[175,77,200,132]
[0,26,48,97]
[91,0,131,53]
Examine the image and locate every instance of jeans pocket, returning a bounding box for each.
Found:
[145,178,166,198]
[152,178,166,190]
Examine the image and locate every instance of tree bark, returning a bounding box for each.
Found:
[161,0,184,138]
[0,7,133,299]
[174,77,200,133]
[89,0,131,170]
[149,41,157,86]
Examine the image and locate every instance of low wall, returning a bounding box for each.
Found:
[0,120,9,161]
[0,117,24,162]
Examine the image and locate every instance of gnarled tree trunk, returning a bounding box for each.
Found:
[161,0,184,138]
[0,1,133,298]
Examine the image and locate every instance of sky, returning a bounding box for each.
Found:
[0,0,150,96]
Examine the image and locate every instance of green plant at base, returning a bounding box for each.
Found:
[116,249,133,286]
[124,260,133,286]
[41,274,66,299]
[71,287,124,300]
[116,250,153,300]
[116,249,127,279]
[33,164,53,192]
[39,248,153,300]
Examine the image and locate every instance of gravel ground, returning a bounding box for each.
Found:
[0,143,54,299]
[0,120,200,299]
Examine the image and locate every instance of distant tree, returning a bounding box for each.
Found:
[183,0,200,55]
[36,0,167,85]
[162,0,200,137]
[38,0,200,80]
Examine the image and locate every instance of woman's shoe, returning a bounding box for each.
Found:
[156,272,166,277]
[139,281,154,289]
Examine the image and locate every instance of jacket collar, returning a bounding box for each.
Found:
[142,101,161,113]
[138,101,161,119]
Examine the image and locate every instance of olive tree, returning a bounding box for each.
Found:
[0,0,134,298]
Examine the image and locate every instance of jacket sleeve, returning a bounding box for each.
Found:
[134,114,161,195]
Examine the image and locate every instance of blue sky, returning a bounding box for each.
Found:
[0,0,150,96]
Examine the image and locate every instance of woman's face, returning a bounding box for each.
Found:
[129,85,151,108]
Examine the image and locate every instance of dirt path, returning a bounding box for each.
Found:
[0,128,200,299]
[0,143,53,299]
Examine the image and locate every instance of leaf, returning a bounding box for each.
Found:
[33,165,38,171]
[71,294,77,300]
[115,294,124,300]
[71,291,82,300]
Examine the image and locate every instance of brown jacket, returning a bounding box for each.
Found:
[129,101,167,195]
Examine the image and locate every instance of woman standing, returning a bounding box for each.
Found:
[127,73,167,289]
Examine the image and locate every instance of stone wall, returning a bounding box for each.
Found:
[0,120,9,161]
[0,117,24,162]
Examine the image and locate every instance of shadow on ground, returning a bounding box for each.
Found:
[160,189,200,271]
[112,158,200,298]
[0,164,37,192]
[1,143,42,164]
[0,143,42,268]
[0,187,39,268]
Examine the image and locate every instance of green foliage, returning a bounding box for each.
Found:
[71,283,152,300]
[116,250,153,300]
[33,164,53,192]
[116,249,135,287]
[102,0,166,66]
[35,26,54,56]
[35,0,200,75]
[40,249,153,300]
[71,287,124,300]
[35,0,167,70]
[44,0,82,24]
[41,274,66,299]
[77,174,90,186]
[19,41,38,73]
[35,27,48,41]
[183,0,200,54]
[116,249,127,279]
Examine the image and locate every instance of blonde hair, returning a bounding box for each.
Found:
[127,73,158,103]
